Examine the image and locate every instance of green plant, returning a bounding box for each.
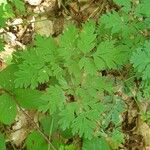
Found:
[0,0,150,149]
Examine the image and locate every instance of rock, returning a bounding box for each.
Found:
[9,109,38,146]
[10,18,23,26]
[35,17,54,37]
[25,0,42,6]
[4,32,17,44]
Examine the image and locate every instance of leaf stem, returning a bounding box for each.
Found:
[48,118,54,150]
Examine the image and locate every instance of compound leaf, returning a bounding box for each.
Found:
[113,0,131,12]
[135,0,150,17]
[94,40,118,69]
[100,11,126,34]
[71,111,97,139]
[59,24,78,61]
[59,102,78,130]
[131,41,150,80]
[14,35,57,89]
[77,20,96,54]
[41,85,66,114]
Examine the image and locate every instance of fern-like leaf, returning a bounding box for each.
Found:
[131,41,150,80]
[59,102,78,130]
[40,85,66,114]
[14,35,58,89]
[100,11,127,34]
[93,40,119,69]
[59,24,78,61]
[77,20,96,54]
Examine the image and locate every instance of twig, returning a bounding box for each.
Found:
[7,18,49,27]
[88,0,106,20]
[59,2,71,16]
[87,7,100,20]
[123,75,136,83]
[81,0,95,12]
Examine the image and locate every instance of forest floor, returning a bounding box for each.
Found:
[0,0,150,150]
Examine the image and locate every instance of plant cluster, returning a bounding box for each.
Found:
[0,0,150,149]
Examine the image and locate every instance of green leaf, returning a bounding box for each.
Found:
[71,111,97,139]
[71,102,104,139]
[115,44,132,66]
[66,59,81,82]
[59,102,78,130]
[26,131,48,150]
[15,61,52,89]
[100,11,127,34]
[103,98,125,128]
[111,99,125,125]
[60,24,78,48]
[113,0,131,12]
[3,3,14,18]
[94,40,118,69]
[14,89,45,109]
[41,85,66,114]
[15,62,40,89]
[110,129,124,149]
[35,34,57,54]
[0,93,17,125]
[40,114,59,135]
[143,80,150,99]
[15,35,57,89]
[13,0,25,13]
[59,144,76,150]
[0,133,6,150]
[135,0,150,17]
[68,79,108,139]
[82,137,110,150]
[77,20,96,54]
[131,41,150,80]
[84,75,113,93]
[0,38,4,51]
[0,64,18,90]
[59,24,78,61]
[0,5,6,27]
[79,57,97,75]
[60,128,73,139]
